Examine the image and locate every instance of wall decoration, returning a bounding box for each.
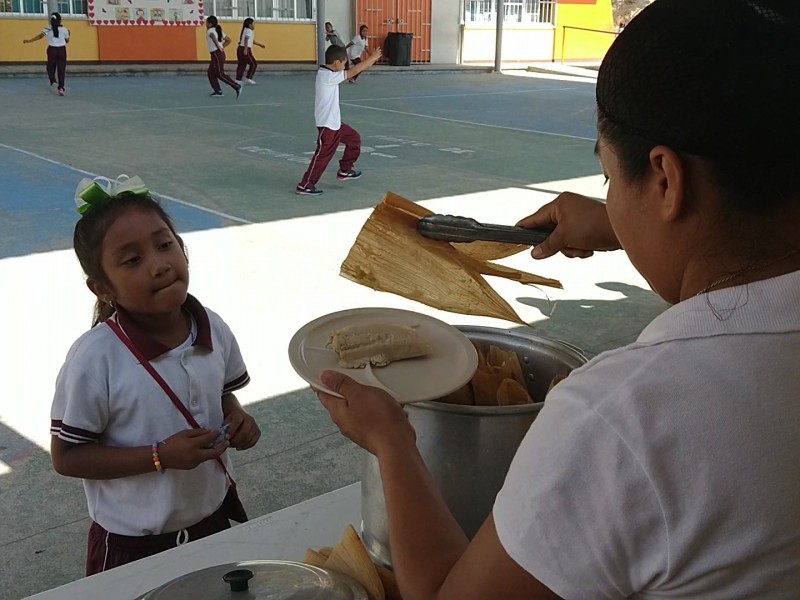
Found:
[87,0,204,25]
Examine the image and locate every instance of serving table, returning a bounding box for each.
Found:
[25,483,362,600]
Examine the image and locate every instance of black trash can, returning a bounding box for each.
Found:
[387,32,412,66]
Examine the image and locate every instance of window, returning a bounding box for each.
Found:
[206,0,313,20]
[465,0,556,25]
[1,0,85,15]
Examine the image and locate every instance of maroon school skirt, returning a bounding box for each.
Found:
[86,486,247,575]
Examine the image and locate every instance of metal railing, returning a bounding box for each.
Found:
[465,0,556,25]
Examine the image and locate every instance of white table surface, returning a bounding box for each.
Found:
[25,483,362,600]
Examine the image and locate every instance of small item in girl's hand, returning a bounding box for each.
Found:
[209,423,230,448]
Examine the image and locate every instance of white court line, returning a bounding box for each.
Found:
[0,143,253,225]
[340,103,596,141]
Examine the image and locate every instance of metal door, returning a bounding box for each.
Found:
[357,0,431,63]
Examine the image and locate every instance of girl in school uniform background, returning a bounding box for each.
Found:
[23,12,70,96]
[51,175,260,574]
[205,16,242,98]
[345,25,369,83]
[236,18,266,86]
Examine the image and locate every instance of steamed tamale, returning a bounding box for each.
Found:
[340,192,562,325]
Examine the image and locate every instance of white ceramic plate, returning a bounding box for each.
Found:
[288,307,478,404]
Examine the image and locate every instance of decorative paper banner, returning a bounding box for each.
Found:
[87,0,204,26]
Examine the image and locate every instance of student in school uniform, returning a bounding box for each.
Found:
[23,12,70,96]
[345,25,369,83]
[205,16,242,98]
[236,18,266,86]
[295,45,382,196]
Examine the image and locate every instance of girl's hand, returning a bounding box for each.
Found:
[224,409,261,450]
[158,428,228,470]
[516,191,621,259]
[314,371,416,458]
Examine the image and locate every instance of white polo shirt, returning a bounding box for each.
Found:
[348,35,367,61]
[314,66,347,129]
[45,25,69,48]
[494,270,800,598]
[51,295,250,536]
[206,28,221,53]
[240,28,254,48]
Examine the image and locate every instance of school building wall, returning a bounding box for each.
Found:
[2,17,316,63]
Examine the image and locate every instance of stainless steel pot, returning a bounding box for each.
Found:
[360,326,587,568]
[134,560,368,600]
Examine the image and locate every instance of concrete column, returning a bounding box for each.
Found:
[494,0,504,72]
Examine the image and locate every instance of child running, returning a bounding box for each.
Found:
[23,12,69,96]
[295,44,382,196]
[236,18,266,86]
[51,175,261,575]
[345,25,369,83]
[205,16,242,98]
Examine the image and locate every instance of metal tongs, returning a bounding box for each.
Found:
[417,214,553,245]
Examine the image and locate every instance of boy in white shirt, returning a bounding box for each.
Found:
[295,44,382,196]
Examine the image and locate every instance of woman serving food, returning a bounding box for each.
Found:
[313,0,800,598]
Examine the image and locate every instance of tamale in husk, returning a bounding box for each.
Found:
[323,524,385,600]
[339,192,562,325]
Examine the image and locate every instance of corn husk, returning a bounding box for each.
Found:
[323,525,385,600]
[340,192,562,325]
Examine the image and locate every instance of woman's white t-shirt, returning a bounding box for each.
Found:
[44,25,69,47]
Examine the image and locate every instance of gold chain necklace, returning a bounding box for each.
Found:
[694,249,800,297]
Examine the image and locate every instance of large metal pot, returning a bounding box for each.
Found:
[360,326,587,568]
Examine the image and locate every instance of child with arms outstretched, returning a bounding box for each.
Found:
[51,175,260,575]
[295,44,382,196]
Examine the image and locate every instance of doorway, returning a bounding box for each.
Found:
[356,0,432,63]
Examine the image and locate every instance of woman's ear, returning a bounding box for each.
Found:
[648,145,686,223]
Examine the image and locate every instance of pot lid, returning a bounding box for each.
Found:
[134,560,369,600]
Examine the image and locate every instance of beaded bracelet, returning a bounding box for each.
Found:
[151,441,165,474]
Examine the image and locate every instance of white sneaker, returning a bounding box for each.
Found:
[244,78,256,85]
[235,80,242,86]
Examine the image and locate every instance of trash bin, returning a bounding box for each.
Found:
[387,32,412,66]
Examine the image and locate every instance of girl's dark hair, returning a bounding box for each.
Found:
[241,18,253,41]
[73,193,186,327]
[207,15,223,45]
[596,0,800,215]
[359,24,368,35]
[50,12,61,38]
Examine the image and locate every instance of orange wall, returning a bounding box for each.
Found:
[98,26,198,61]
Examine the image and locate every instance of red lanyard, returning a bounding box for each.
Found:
[106,318,234,486]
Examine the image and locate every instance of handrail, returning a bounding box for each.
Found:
[560,24,617,64]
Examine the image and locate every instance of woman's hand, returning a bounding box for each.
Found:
[158,428,229,470]
[224,408,261,450]
[517,192,620,259]
[314,370,416,457]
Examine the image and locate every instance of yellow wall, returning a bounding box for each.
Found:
[2,18,315,62]
[554,0,616,62]
[2,18,98,62]
[193,22,316,62]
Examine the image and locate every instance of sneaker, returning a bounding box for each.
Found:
[337,169,362,180]
[244,78,256,85]
[210,90,224,97]
[295,184,323,196]
[235,84,242,99]
[58,87,65,96]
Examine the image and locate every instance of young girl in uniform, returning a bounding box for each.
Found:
[314,0,800,598]
[235,18,266,86]
[51,175,261,575]
[23,12,70,96]
[345,25,369,83]
[205,16,242,98]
